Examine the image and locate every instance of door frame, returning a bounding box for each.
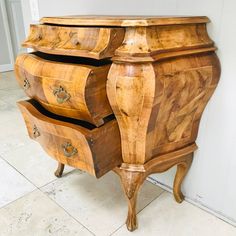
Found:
[0,0,14,72]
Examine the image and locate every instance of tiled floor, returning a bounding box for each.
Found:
[0,71,235,236]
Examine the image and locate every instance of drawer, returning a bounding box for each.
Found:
[15,52,113,126]
[22,24,125,59]
[18,100,122,178]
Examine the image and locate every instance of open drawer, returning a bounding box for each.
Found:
[18,99,122,178]
[15,52,113,126]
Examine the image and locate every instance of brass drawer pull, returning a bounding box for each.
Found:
[23,78,30,90]
[53,86,71,104]
[62,142,78,158]
[33,124,40,138]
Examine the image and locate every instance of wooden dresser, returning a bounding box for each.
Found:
[15,16,220,231]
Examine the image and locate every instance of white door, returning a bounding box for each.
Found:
[0,0,14,72]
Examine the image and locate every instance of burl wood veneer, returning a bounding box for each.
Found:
[15,52,112,126]
[15,15,220,231]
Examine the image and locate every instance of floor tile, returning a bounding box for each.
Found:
[0,109,32,155]
[0,99,14,111]
[0,88,27,107]
[1,141,74,188]
[0,158,35,208]
[0,190,93,236]
[0,71,20,90]
[41,171,164,236]
[113,192,236,236]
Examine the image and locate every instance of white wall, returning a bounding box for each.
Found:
[21,0,236,225]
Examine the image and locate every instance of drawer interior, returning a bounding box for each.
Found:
[27,99,115,129]
[33,51,112,66]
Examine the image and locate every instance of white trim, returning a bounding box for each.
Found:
[0,0,15,71]
[147,177,236,227]
[6,0,26,56]
[0,64,14,72]
[29,0,39,21]
[8,0,22,54]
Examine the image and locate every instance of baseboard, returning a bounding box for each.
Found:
[0,64,14,72]
[147,176,236,227]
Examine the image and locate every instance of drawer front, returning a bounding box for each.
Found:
[22,24,125,59]
[15,53,113,126]
[18,100,122,178]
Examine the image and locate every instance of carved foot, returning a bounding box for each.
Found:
[173,154,193,203]
[114,167,146,231]
[54,162,65,178]
[126,192,139,231]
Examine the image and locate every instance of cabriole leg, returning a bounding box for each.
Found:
[114,168,146,231]
[173,154,193,203]
[54,162,65,178]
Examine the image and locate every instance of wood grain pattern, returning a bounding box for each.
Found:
[22,24,125,59]
[15,15,221,232]
[114,144,196,231]
[113,24,214,62]
[18,100,122,178]
[106,18,221,230]
[41,15,210,27]
[107,53,220,165]
[15,53,113,126]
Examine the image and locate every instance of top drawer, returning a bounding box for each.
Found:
[22,24,125,59]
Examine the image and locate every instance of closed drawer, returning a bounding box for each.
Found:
[18,100,122,178]
[15,53,112,126]
[22,24,125,59]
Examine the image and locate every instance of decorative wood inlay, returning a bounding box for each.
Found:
[108,53,220,165]
[15,15,221,232]
[22,24,125,59]
[15,53,112,126]
[113,24,214,62]
[18,100,122,178]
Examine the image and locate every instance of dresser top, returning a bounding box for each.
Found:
[40,15,209,27]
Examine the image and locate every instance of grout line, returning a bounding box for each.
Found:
[37,187,96,236]
[0,189,37,211]
[0,164,94,235]
[147,177,236,227]
[0,156,38,188]
[38,169,78,189]
[109,222,125,235]
[109,185,166,235]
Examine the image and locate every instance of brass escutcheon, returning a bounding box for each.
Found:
[33,124,40,138]
[53,86,71,104]
[23,78,30,90]
[61,142,78,158]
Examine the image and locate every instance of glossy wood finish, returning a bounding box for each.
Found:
[113,24,215,62]
[108,53,220,165]
[15,15,221,232]
[41,15,210,27]
[114,145,196,231]
[15,53,112,126]
[22,24,125,59]
[17,100,122,178]
[106,16,221,231]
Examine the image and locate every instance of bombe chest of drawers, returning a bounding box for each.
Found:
[15,15,220,231]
